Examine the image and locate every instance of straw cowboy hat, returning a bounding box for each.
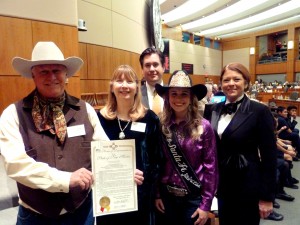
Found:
[12,41,83,78]
[155,70,207,100]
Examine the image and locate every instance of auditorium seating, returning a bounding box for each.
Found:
[81,92,108,111]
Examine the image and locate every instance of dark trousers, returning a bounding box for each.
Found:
[277,158,291,192]
[155,210,167,225]
[218,197,260,225]
[16,192,94,225]
[158,186,202,225]
[279,132,300,154]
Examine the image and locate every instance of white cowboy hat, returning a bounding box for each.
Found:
[12,41,83,78]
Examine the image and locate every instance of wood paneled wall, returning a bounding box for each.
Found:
[0,16,81,114]
[78,43,143,94]
[222,37,251,51]
[78,42,222,94]
[256,63,288,74]
[296,61,300,72]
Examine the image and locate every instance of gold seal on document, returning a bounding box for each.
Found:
[100,196,110,207]
[99,196,111,212]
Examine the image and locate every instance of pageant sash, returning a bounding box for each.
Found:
[163,130,202,194]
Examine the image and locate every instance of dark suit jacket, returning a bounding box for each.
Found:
[210,96,277,202]
[141,84,150,109]
[286,115,298,131]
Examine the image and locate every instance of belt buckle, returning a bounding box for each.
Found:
[166,185,188,197]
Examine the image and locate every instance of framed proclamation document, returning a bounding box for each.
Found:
[91,139,137,217]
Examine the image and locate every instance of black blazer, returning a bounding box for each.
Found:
[210,96,277,201]
[286,115,298,131]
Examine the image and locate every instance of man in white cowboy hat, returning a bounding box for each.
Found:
[0,41,104,224]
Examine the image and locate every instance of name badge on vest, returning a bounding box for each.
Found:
[67,124,86,137]
[131,122,146,132]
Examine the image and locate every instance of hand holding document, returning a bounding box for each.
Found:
[91,139,137,217]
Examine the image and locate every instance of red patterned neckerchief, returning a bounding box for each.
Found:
[32,92,67,144]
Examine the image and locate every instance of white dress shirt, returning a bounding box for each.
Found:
[0,102,107,214]
[217,95,244,139]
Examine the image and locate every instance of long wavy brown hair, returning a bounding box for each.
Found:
[160,89,203,140]
[101,65,146,121]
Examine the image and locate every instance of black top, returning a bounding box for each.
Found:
[96,110,163,224]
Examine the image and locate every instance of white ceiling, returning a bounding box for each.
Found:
[160,0,300,39]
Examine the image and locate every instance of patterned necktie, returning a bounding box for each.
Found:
[32,93,67,144]
[52,103,67,144]
[152,90,161,115]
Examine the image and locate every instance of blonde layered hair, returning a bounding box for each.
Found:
[101,65,146,121]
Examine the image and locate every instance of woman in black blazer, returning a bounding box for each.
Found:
[209,63,277,225]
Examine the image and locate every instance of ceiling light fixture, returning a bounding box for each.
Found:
[161,0,218,24]
[180,0,269,31]
[219,15,300,38]
[197,1,300,37]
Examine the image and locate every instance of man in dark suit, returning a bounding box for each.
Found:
[139,47,165,224]
[277,106,300,158]
[286,105,299,134]
[139,47,165,115]
[209,62,279,225]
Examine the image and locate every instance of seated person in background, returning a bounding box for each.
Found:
[260,53,267,60]
[273,80,279,88]
[277,138,299,185]
[213,87,225,97]
[275,39,282,52]
[265,82,273,91]
[276,106,300,158]
[212,83,219,95]
[205,83,214,103]
[272,113,296,205]
[199,83,213,115]
[274,113,299,188]
[275,152,296,202]
[251,80,259,92]
[283,81,289,87]
[277,137,298,161]
[287,105,299,134]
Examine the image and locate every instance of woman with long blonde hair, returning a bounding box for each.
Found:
[96,65,162,225]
